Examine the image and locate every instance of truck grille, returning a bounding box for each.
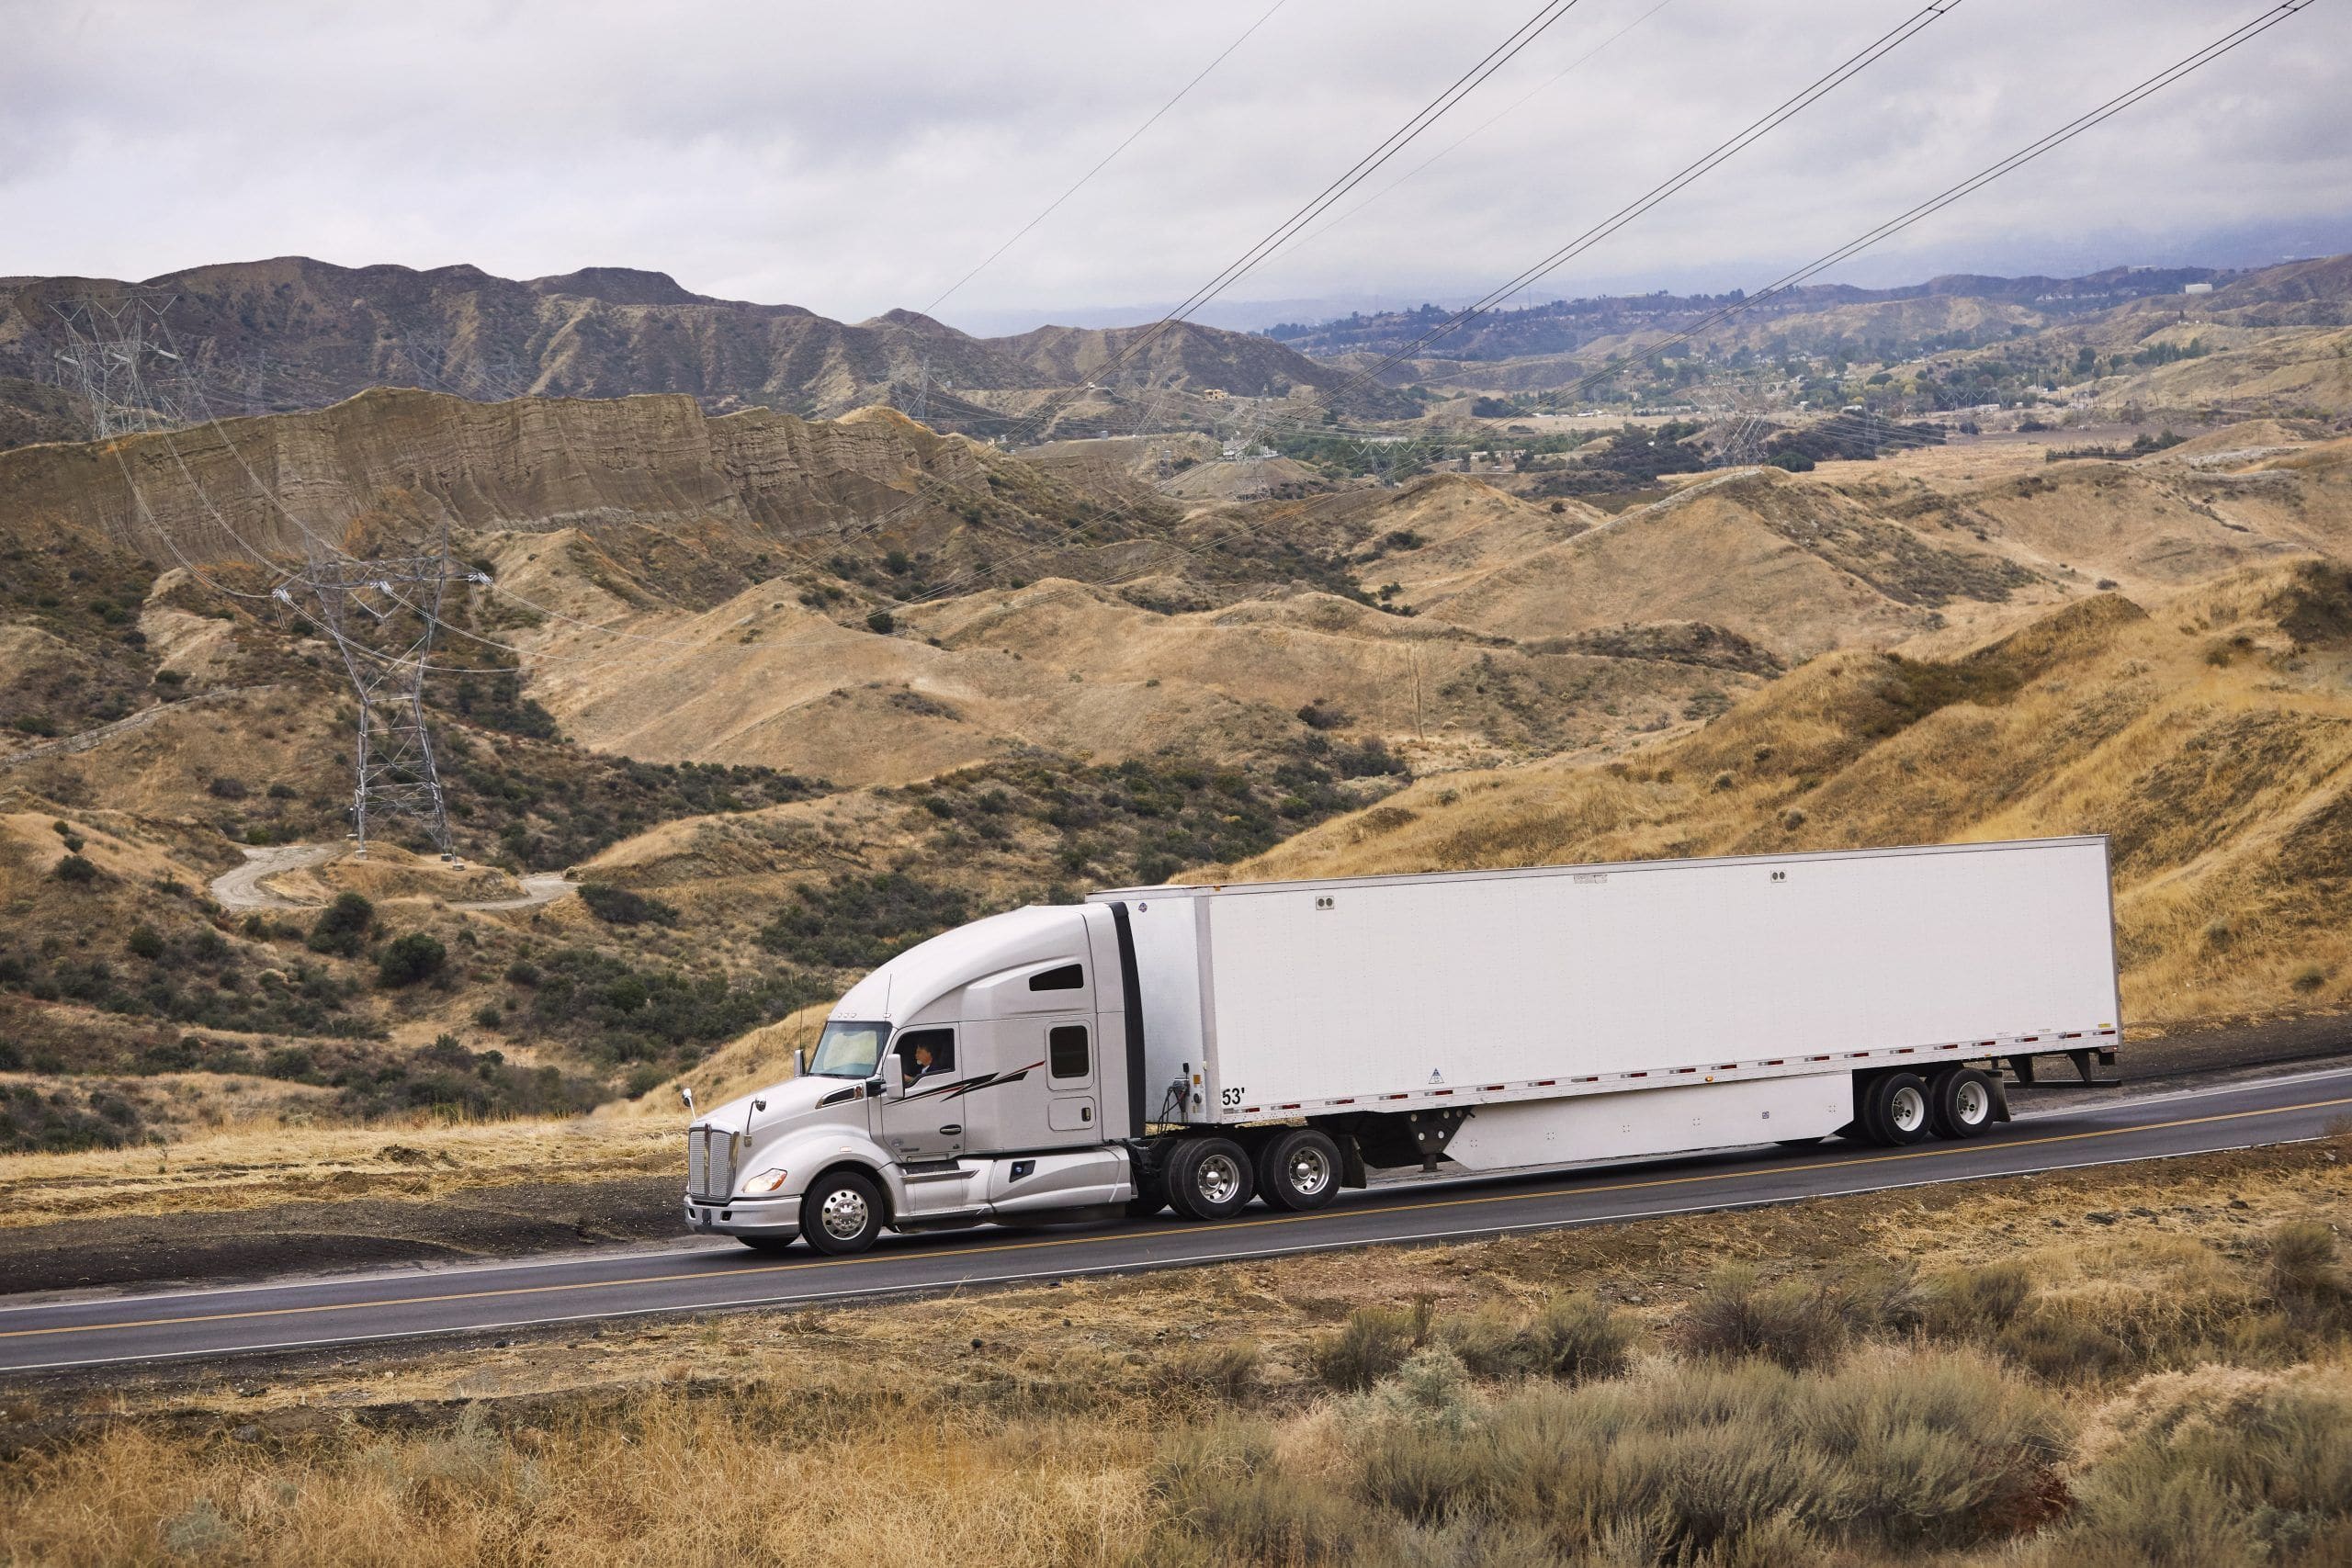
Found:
[687,1126,740,1201]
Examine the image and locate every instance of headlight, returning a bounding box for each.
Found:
[740,1168,789,1195]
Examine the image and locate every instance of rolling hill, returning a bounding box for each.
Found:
[0,256,1408,454]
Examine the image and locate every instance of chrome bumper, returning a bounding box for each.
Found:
[683,1194,799,1239]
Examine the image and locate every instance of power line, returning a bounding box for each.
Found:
[967,0,1600,457]
[1287,0,1679,259]
[919,0,1292,321]
[1526,0,2321,411]
[1340,0,1969,396]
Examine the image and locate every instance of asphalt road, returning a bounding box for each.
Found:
[5,1066,2348,1376]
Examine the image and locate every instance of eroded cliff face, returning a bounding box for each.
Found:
[0,389,996,565]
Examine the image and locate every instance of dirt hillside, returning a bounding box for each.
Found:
[1217,558,2352,1027]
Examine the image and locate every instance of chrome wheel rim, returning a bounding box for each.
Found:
[1891,1085,1927,1134]
[1196,1153,1242,1207]
[1286,1145,1332,1197]
[819,1187,871,1240]
[1955,1080,1989,1125]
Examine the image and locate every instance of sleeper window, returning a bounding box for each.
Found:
[1047,1024,1090,1080]
[1029,964,1085,992]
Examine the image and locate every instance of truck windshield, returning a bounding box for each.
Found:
[807,1020,889,1078]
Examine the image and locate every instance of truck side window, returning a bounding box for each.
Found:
[1029,963,1085,992]
[894,1027,955,1080]
[1047,1024,1090,1080]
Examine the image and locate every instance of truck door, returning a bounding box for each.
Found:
[877,1027,966,1164]
[1040,1014,1099,1143]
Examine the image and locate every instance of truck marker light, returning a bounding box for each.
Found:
[1482,1085,1506,1092]
[1764,1059,1784,1066]
[1533,1079,1556,1087]
[1716,1064,1738,1071]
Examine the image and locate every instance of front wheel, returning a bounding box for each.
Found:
[799,1169,886,1255]
[1257,1129,1342,1212]
[1166,1137,1255,1221]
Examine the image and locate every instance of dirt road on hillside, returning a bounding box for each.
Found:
[209,846,578,913]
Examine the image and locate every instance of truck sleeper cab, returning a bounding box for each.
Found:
[684,838,2122,1255]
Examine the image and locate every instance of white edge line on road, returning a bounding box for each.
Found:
[9,1064,2346,1320]
[0,1137,2302,1376]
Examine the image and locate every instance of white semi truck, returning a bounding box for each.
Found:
[684,837,2120,1254]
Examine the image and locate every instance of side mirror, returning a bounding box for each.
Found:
[795,1046,808,1079]
[677,1085,696,1120]
[875,1055,905,1098]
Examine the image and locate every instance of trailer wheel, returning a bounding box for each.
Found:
[799,1168,885,1255]
[1257,1129,1342,1212]
[1862,1071,1932,1146]
[1167,1137,1255,1221]
[1929,1067,1996,1139]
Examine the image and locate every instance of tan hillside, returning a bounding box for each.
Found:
[1216,559,2352,1027]
[2098,325,2352,415]
[1398,467,2050,660]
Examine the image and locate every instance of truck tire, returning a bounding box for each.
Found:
[1166,1137,1255,1221]
[799,1168,885,1255]
[1862,1071,1932,1146]
[1929,1066,1996,1139]
[1257,1128,1342,1212]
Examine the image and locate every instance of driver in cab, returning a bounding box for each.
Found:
[902,1037,944,1089]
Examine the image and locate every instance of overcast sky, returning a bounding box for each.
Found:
[7,0,2349,334]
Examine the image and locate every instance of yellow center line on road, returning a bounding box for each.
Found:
[6,1092,2347,1343]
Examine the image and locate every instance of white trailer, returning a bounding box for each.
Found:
[683,837,2120,1254]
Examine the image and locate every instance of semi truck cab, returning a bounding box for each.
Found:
[683,902,1146,1253]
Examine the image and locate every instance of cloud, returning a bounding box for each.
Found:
[5,0,2346,332]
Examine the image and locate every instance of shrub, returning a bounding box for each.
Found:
[1996,1309,2132,1382]
[1310,1300,1432,1393]
[52,854,99,885]
[376,931,447,987]
[865,609,896,634]
[2267,1219,2352,1330]
[1442,1292,1634,1383]
[126,924,165,961]
[1674,1264,1849,1370]
[307,891,376,956]
[1150,1417,1365,1562]
[579,884,679,927]
[206,775,249,800]
[2041,1369,2352,1565]
[1302,1350,2068,1562]
[1925,1260,2035,1340]
[1159,1340,1261,1402]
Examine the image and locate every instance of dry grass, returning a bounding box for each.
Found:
[0,1114,673,1230]
[5,1137,2349,1566]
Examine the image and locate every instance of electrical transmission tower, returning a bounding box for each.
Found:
[49,294,192,438]
[276,533,484,859]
